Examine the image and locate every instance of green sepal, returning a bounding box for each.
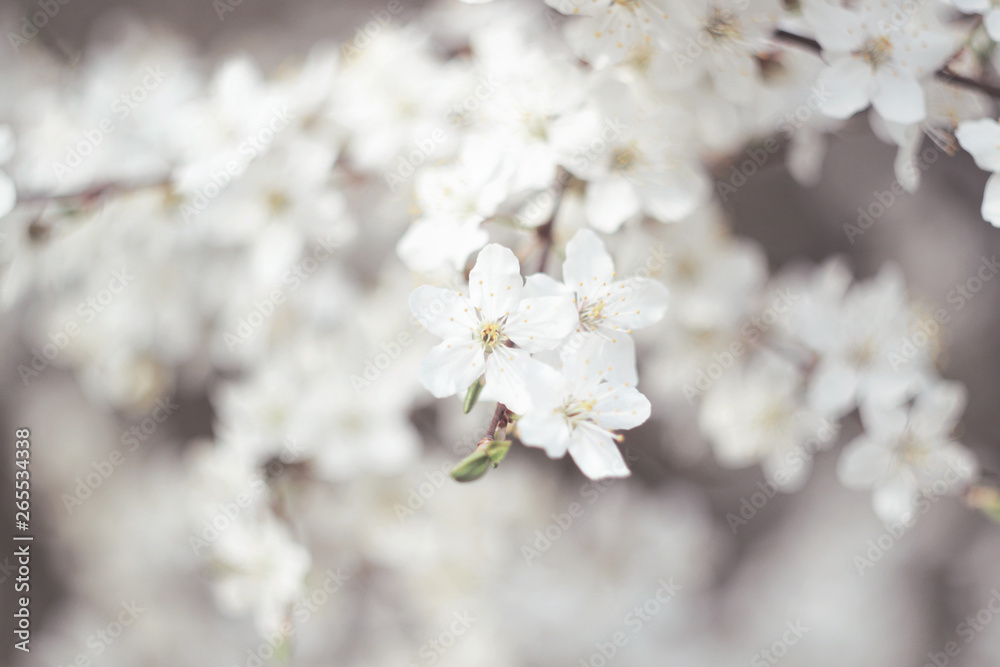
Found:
[463,378,485,414]
[484,439,512,466]
[450,449,492,482]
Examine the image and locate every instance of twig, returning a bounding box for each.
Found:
[772,29,1000,100]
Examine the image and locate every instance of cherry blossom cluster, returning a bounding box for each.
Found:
[0,0,999,652]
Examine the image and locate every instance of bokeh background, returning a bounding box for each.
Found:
[2,0,1000,665]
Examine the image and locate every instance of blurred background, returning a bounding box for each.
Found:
[2,0,1000,666]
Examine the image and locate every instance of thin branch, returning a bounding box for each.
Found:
[15,176,171,206]
[773,29,1000,100]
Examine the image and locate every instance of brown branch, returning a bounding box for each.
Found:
[772,29,1000,100]
[487,402,509,439]
[15,176,171,206]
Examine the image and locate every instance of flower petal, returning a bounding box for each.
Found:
[837,436,892,489]
[568,422,631,479]
[584,174,640,233]
[419,337,485,399]
[409,285,478,340]
[590,384,651,430]
[518,411,572,458]
[818,58,874,120]
[872,70,926,125]
[469,244,523,321]
[505,295,577,352]
[562,229,616,297]
[482,346,536,414]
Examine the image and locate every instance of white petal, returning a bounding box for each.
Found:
[604,278,669,331]
[953,0,990,11]
[872,473,917,523]
[982,172,1000,227]
[910,381,966,439]
[986,9,1000,42]
[589,384,651,430]
[806,359,859,418]
[818,58,874,120]
[505,295,577,351]
[956,119,1000,172]
[0,125,14,164]
[518,411,572,458]
[872,71,926,125]
[584,175,640,233]
[568,422,630,479]
[802,4,865,52]
[468,244,523,321]
[523,273,570,298]
[483,347,536,414]
[419,338,486,399]
[409,285,478,340]
[589,332,638,387]
[563,229,616,294]
[638,168,708,222]
[0,173,15,219]
[837,436,892,489]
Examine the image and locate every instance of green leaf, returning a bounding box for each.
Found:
[484,439,512,466]
[450,449,491,483]
[463,378,485,414]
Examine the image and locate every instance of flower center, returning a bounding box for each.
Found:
[578,297,607,331]
[857,36,892,69]
[705,8,740,41]
[561,398,597,424]
[478,321,506,350]
[611,145,640,173]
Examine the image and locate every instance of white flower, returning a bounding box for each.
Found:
[795,265,928,418]
[668,0,781,103]
[546,0,674,69]
[0,124,15,219]
[838,381,979,523]
[570,79,709,231]
[527,229,668,385]
[956,117,1000,226]
[802,0,954,124]
[951,0,1000,42]
[409,244,577,413]
[517,338,651,479]
[211,513,312,635]
[699,350,836,490]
